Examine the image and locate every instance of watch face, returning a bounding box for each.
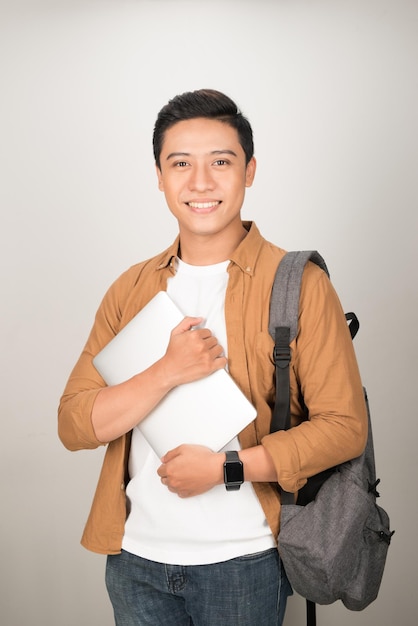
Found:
[227,462,243,483]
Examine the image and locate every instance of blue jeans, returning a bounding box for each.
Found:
[106,548,292,626]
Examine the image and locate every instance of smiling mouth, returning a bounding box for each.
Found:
[187,201,221,210]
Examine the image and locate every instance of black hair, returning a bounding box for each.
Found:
[153,89,254,168]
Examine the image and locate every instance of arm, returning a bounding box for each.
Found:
[58,273,227,450]
[91,317,227,443]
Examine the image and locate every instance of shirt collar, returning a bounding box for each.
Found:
[155,235,181,271]
[155,221,264,276]
[229,221,265,276]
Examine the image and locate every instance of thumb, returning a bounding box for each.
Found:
[161,445,183,464]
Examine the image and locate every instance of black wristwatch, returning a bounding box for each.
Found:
[223,451,244,491]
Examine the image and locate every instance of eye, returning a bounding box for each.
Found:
[174,161,188,168]
[213,159,229,166]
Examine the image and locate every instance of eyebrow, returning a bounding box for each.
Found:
[165,149,238,161]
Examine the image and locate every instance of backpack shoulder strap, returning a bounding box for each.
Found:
[269,251,329,433]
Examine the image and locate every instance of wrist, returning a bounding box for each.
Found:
[151,357,178,394]
[214,452,227,485]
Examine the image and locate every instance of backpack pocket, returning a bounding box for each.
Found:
[278,469,393,610]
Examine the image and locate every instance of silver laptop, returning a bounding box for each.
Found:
[93,291,257,457]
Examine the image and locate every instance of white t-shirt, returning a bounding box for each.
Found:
[122,258,275,565]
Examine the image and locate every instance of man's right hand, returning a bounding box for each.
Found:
[161,316,227,388]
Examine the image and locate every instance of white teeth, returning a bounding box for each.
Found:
[188,201,219,209]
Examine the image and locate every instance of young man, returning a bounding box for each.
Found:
[58,89,367,625]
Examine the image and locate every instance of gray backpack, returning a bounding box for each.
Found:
[269,251,394,625]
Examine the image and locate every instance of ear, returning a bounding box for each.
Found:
[156,164,164,191]
[245,157,256,188]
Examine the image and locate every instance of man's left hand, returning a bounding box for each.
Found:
[157,445,224,498]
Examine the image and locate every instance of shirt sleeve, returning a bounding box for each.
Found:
[58,274,129,451]
[261,263,368,493]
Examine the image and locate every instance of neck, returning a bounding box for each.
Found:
[178,223,248,265]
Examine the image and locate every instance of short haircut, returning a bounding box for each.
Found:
[153,89,254,168]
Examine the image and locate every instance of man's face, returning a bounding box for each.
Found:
[156,117,256,240]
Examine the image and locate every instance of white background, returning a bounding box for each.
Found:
[1,1,417,624]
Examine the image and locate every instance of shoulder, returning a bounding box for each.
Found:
[298,259,346,340]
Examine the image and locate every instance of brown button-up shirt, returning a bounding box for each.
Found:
[58,222,367,554]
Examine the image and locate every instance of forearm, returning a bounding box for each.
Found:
[158,444,278,498]
[58,350,175,450]
[239,445,277,482]
[91,358,173,443]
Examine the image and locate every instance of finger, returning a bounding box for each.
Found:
[201,335,219,348]
[173,317,204,334]
[206,339,224,354]
[187,327,214,342]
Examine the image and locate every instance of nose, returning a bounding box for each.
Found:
[188,163,215,192]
